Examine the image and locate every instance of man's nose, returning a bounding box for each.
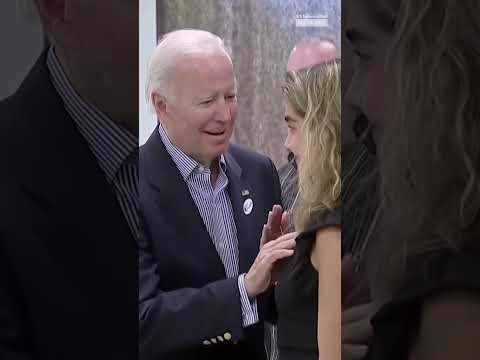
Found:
[216,98,232,122]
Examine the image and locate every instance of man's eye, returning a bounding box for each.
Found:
[201,99,213,105]
[226,94,236,100]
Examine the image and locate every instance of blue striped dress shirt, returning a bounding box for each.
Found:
[158,123,259,327]
[47,47,139,240]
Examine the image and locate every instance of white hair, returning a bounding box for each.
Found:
[145,29,232,113]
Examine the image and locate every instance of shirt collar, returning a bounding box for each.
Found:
[46,46,137,181]
[158,122,226,181]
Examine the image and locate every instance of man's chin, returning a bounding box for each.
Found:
[207,143,229,159]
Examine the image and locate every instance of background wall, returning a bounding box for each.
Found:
[143,0,341,167]
[139,0,158,145]
[0,1,44,101]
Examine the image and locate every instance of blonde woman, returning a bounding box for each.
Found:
[265,60,341,360]
[345,0,480,358]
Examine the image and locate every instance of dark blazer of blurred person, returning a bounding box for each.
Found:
[0,1,138,359]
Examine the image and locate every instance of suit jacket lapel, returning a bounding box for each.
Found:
[11,53,137,289]
[142,127,226,277]
[225,151,257,275]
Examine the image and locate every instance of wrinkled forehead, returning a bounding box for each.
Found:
[172,52,237,94]
[175,50,234,77]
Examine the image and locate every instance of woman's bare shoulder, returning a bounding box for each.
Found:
[409,289,480,360]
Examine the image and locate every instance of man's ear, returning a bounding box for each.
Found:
[152,92,169,119]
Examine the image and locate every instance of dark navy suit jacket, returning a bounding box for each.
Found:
[139,128,281,360]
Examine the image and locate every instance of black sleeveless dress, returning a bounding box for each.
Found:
[274,208,341,360]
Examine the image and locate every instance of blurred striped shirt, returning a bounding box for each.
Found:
[47,47,139,240]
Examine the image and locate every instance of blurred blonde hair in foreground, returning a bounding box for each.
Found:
[371,0,480,302]
[283,60,341,233]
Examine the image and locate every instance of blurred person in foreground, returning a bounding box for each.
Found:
[345,0,480,358]
[0,1,138,359]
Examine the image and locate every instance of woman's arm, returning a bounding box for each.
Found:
[409,289,480,360]
[312,226,341,360]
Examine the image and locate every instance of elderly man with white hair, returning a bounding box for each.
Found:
[139,29,296,360]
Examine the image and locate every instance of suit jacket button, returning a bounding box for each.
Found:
[223,332,232,341]
[203,340,211,346]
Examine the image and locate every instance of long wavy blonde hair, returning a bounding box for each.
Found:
[283,60,341,233]
[369,0,480,302]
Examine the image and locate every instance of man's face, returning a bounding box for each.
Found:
[344,0,397,144]
[38,0,138,126]
[283,99,304,162]
[158,51,237,166]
